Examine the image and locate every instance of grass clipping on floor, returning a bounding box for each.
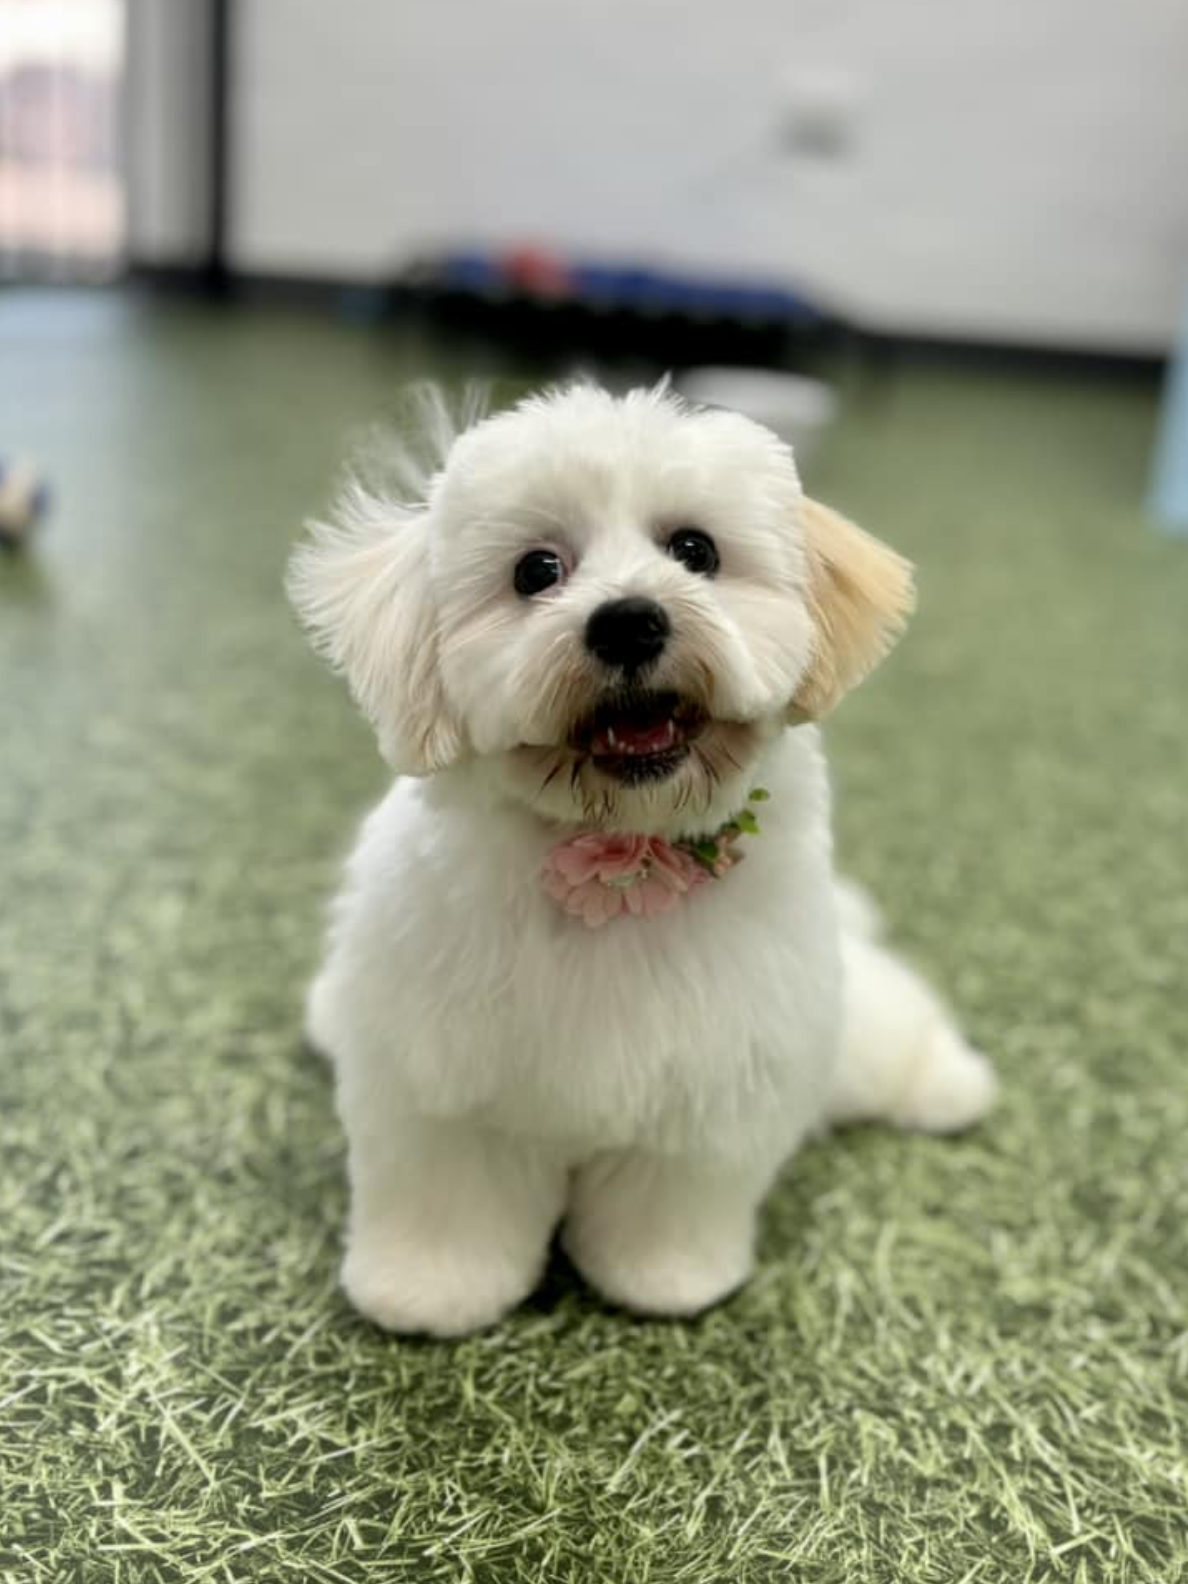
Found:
[2,319,1188,1581]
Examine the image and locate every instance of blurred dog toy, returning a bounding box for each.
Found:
[0,457,50,547]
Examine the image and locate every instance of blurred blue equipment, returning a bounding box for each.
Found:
[1149,292,1188,535]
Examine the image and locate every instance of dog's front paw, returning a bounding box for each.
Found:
[342,1237,543,1338]
[890,1026,998,1134]
[565,1221,754,1319]
[585,1245,754,1319]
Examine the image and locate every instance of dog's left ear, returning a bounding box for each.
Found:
[287,485,465,774]
[791,497,916,721]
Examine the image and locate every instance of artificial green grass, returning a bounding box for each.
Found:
[2,291,1187,1583]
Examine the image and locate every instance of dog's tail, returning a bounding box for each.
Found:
[834,877,885,941]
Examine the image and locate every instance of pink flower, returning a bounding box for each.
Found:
[542,833,710,928]
[544,832,651,889]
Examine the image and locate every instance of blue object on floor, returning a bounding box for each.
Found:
[430,249,824,325]
[1150,293,1188,535]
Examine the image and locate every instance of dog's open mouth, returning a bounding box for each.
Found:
[572,691,708,783]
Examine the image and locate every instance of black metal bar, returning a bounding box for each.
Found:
[205,0,231,293]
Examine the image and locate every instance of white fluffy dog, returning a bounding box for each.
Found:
[289,382,995,1337]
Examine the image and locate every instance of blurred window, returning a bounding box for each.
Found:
[0,0,124,279]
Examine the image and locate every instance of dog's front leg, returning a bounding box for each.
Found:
[339,1112,568,1337]
[563,1148,773,1317]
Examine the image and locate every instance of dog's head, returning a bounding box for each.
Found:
[289,383,913,831]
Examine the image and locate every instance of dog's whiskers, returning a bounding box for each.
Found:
[537,755,566,797]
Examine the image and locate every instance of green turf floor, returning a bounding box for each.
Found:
[2,291,1187,1583]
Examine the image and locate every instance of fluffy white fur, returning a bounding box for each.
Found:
[290,382,996,1337]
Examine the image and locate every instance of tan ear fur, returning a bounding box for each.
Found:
[792,497,916,720]
[287,484,464,774]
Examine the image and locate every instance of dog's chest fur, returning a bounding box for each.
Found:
[320,730,844,1160]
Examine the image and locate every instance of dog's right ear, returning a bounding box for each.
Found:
[287,484,464,774]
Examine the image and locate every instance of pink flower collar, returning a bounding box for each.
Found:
[541,789,769,928]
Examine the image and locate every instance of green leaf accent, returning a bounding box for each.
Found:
[735,810,761,835]
[692,841,721,865]
[749,787,771,802]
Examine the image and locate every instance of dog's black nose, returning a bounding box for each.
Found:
[585,597,671,673]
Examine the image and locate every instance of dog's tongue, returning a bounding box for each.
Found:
[593,716,677,757]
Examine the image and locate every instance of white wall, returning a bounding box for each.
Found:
[229,0,1188,353]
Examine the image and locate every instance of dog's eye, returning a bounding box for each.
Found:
[666,527,720,577]
[514,549,566,597]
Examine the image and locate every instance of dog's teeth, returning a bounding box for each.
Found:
[607,728,620,750]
